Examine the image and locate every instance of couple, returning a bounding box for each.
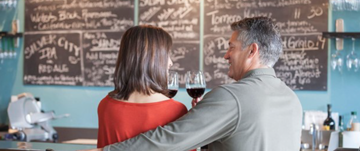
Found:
[89,17,302,151]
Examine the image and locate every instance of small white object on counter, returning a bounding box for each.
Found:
[328,131,360,151]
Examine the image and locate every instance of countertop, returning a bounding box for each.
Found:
[0,140,96,151]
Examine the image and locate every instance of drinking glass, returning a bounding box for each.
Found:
[167,71,179,98]
[185,71,206,106]
[331,0,344,11]
[331,50,344,73]
[344,0,359,11]
[0,38,3,63]
[7,38,13,58]
[0,0,7,9]
[11,0,17,8]
[346,38,359,72]
[6,0,13,8]
[1,37,8,59]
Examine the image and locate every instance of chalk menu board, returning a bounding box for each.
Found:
[24,0,134,86]
[139,0,201,86]
[204,0,328,90]
[23,0,329,90]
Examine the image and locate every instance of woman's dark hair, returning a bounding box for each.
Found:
[109,25,172,100]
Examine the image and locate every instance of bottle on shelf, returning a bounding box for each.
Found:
[347,111,360,131]
[338,115,344,147]
[323,104,335,130]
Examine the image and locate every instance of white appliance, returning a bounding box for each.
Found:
[7,93,69,142]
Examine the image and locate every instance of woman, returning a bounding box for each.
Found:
[97,25,188,148]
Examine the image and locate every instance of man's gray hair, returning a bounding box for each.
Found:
[231,17,283,67]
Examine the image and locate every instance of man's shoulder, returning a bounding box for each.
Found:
[217,81,250,92]
[205,82,247,100]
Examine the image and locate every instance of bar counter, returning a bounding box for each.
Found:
[0,140,96,151]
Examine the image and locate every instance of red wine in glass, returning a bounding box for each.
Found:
[186,88,205,99]
[185,71,206,102]
[168,71,179,98]
[168,89,178,98]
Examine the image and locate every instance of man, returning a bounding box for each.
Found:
[87,17,302,151]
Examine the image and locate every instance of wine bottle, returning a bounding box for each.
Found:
[338,115,344,147]
[323,104,335,130]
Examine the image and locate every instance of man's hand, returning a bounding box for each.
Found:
[77,148,103,151]
[191,97,202,107]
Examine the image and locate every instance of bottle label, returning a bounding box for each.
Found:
[351,123,360,131]
[323,125,330,131]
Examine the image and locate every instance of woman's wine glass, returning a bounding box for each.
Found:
[346,38,359,72]
[185,71,206,106]
[167,71,179,98]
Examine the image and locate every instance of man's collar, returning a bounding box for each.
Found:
[243,68,276,79]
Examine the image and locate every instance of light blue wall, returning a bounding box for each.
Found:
[0,1,359,128]
[330,11,360,124]
[0,0,22,125]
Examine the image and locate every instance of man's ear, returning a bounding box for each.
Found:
[248,43,259,58]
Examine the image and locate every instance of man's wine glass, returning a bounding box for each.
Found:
[167,71,179,98]
[346,38,359,72]
[185,71,206,106]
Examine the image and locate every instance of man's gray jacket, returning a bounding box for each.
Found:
[104,68,303,151]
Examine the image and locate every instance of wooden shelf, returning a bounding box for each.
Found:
[0,32,23,38]
[322,32,360,39]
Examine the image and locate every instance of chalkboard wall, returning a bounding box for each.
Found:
[24,0,134,86]
[24,0,328,90]
[203,0,328,90]
[139,0,201,86]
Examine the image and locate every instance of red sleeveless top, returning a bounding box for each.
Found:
[97,95,188,148]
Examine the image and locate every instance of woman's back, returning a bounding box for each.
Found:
[97,95,188,148]
[97,25,188,148]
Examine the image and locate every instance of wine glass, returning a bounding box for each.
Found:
[167,71,179,98]
[12,0,17,8]
[331,0,344,11]
[2,38,9,59]
[344,0,359,11]
[0,0,7,10]
[7,0,13,8]
[185,71,206,106]
[0,38,3,60]
[8,38,13,58]
[331,50,344,73]
[346,38,359,72]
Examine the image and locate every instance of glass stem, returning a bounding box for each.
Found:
[352,38,355,53]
